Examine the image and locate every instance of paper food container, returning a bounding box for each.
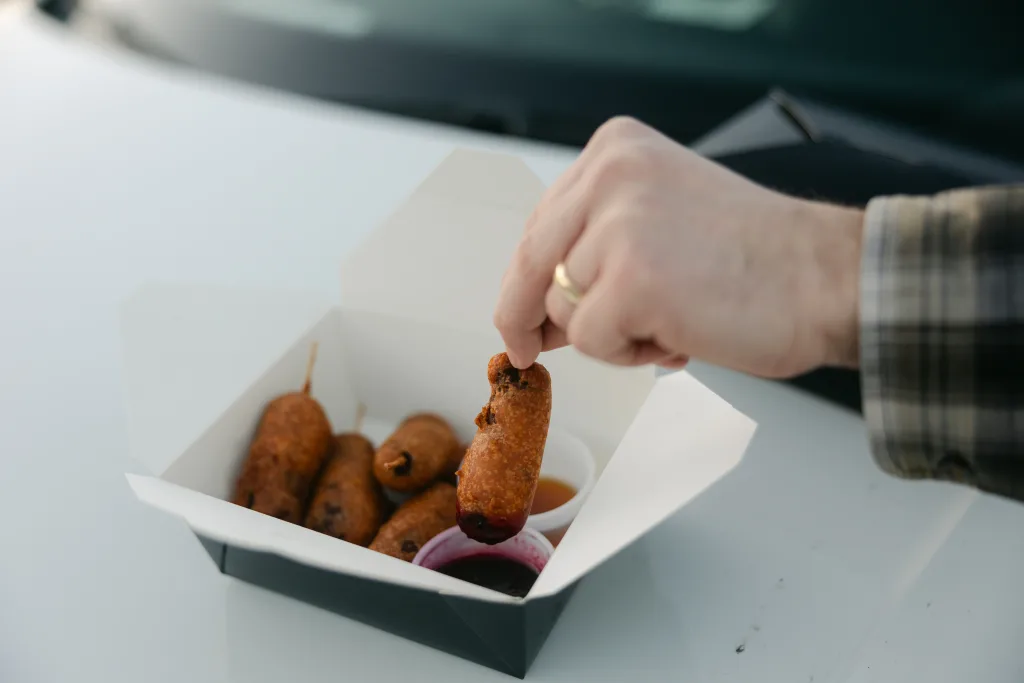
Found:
[123,149,757,678]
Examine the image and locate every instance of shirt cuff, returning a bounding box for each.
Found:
[859,187,1024,500]
[860,193,976,486]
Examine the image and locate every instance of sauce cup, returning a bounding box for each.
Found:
[527,428,595,546]
[413,526,554,577]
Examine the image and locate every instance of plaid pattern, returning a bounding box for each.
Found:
[861,185,1024,502]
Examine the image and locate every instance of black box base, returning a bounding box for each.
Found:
[197,534,577,678]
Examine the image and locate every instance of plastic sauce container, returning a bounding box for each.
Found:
[413,526,554,598]
[526,428,595,547]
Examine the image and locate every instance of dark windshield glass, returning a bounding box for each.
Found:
[48,0,1024,159]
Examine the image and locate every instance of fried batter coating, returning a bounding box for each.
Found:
[456,353,552,544]
[305,433,387,546]
[232,391,333,523]
[373,413,462,493]
[369,482,457,561]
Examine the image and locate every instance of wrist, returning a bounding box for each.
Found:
[799,200,864,369]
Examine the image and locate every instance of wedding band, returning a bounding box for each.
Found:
[553,262,585,305]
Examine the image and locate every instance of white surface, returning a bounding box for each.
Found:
[2,7,1023,683]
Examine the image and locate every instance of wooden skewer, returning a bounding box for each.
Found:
[301,341,319,395]
[353,402,367,434]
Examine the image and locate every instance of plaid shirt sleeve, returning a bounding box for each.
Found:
[860,185,1024,502]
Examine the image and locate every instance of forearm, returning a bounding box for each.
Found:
[859,185,1024,502]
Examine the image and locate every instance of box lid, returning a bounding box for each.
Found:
[531,369,756,599]
[338,148,545,337]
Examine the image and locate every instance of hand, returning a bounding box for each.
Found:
[493,117,864,378]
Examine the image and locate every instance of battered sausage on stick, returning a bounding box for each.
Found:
[456,352,552,544]
[369,482,457,561]
[304,433,387,546]
[232,343,332,523]
[373,413,462,493]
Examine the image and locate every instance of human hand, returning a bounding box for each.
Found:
[494,117,864,378]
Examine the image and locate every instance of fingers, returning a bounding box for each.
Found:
[548,272,677,367]
[624,342,679,367]
[539,319,568,352]
[494,116,664,369]
[658,355,690,371]
[494,123,629,369]
[494,172,589,369]
[541,211,679,368]
[544,284,575,342]
[543,225,604,333]
[564,270,673,367]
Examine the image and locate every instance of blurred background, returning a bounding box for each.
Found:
[10,0,1023,412]
[33,0,1024,161]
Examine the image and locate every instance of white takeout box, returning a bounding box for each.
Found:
[124,149,757,677]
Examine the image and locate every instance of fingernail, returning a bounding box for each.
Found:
[506,349,529,369]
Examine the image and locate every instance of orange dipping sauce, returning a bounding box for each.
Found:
[530,477,578,547]
[530,477,577,515]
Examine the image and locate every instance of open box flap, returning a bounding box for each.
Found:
[120,283,336,476]
[338,148,545,337]
[153,308,359,492]
[529,371,757,600]
[126,473,518,604]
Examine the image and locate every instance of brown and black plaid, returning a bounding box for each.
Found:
[861,185,1024,502]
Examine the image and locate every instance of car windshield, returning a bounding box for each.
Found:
[48,0,1024,160]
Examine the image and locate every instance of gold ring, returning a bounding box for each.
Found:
[553,262,585,305]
